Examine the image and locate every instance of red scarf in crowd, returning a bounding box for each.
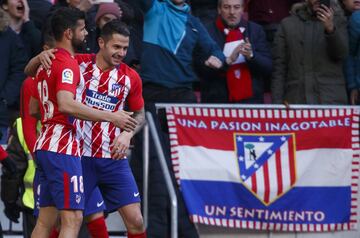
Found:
[216,17,253,102]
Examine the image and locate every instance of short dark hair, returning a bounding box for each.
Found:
[51,7,86,41]
[41,21,56,48]
[100,20,130,42]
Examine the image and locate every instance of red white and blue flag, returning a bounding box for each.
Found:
[166,105,360,232]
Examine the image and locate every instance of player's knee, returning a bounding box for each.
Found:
[61,211,83,228]
[128,214,145,232]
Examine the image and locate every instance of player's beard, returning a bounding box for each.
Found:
[71,37,85,50]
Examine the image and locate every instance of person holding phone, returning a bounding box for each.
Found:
[271,0,349,105]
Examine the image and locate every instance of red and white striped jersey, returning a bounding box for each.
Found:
[74,54,144,158]
[33,48,83,156]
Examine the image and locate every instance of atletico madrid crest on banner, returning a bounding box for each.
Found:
[235,134,297,205]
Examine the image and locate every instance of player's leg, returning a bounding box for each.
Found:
[82,157,109,238]
[84,188,108,238]
[58,210,83,238]
[97,158,146,238]
[118,203,146,237]
[31,206,58,238]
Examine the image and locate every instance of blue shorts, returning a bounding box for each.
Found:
[35,150,84,210]
[84,187,106,216]
[82,156,140,213]
[33,167,104,217]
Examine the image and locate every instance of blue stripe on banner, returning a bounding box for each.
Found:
[181,180,351,224]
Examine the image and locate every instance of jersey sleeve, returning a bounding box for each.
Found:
[21,77,39,154]
[53,59,81,95]
[32,73,40,100]
[127,70,144,111]
[75,54,94,65]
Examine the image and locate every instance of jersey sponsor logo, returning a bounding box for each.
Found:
[96,200,104,207]
[85,89,119,111]
[62,68,74,84]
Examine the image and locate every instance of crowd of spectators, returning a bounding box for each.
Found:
[0,0,359,237]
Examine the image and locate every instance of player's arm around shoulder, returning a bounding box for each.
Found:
[24,49,57,77]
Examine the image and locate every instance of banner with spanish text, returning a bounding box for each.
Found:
[165,106,360,232]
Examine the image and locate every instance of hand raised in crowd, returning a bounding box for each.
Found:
[239,38,253,60]
[21,0,30,23]
[39,49,57,70]
[205,55,223,69]
[316,4,335,34]
[77,0,94,12]
[350,89,359,105]
[111,110,137,132]
[110,132,132,160]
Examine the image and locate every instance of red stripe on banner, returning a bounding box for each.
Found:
[275,150,283,195]
[288,136,296,185]
[251,174,257,193]
[172,110,353,151]
[63,172,70,209]
[263,162,270,204]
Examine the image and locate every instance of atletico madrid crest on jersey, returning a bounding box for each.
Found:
[235,133,297,205]
[111,83,123,97]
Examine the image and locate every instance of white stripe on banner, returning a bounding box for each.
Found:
[178,146,352,187]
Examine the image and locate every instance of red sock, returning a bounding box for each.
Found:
[128,231,147,238]
[49,227,59,238]
[86,216,109,238]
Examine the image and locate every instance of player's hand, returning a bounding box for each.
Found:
[39,49,57,70]
[205,55,223,69]
[110,132,132,160]
[111,110,137,132]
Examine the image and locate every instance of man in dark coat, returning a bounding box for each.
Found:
[271,0,349,105]
[196,0,272,103]
[0,8,27,144]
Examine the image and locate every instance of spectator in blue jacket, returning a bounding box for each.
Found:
[341,0,360,105]
[196,0,272,103]
[137,0,225,103]
[0,8,27,144]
